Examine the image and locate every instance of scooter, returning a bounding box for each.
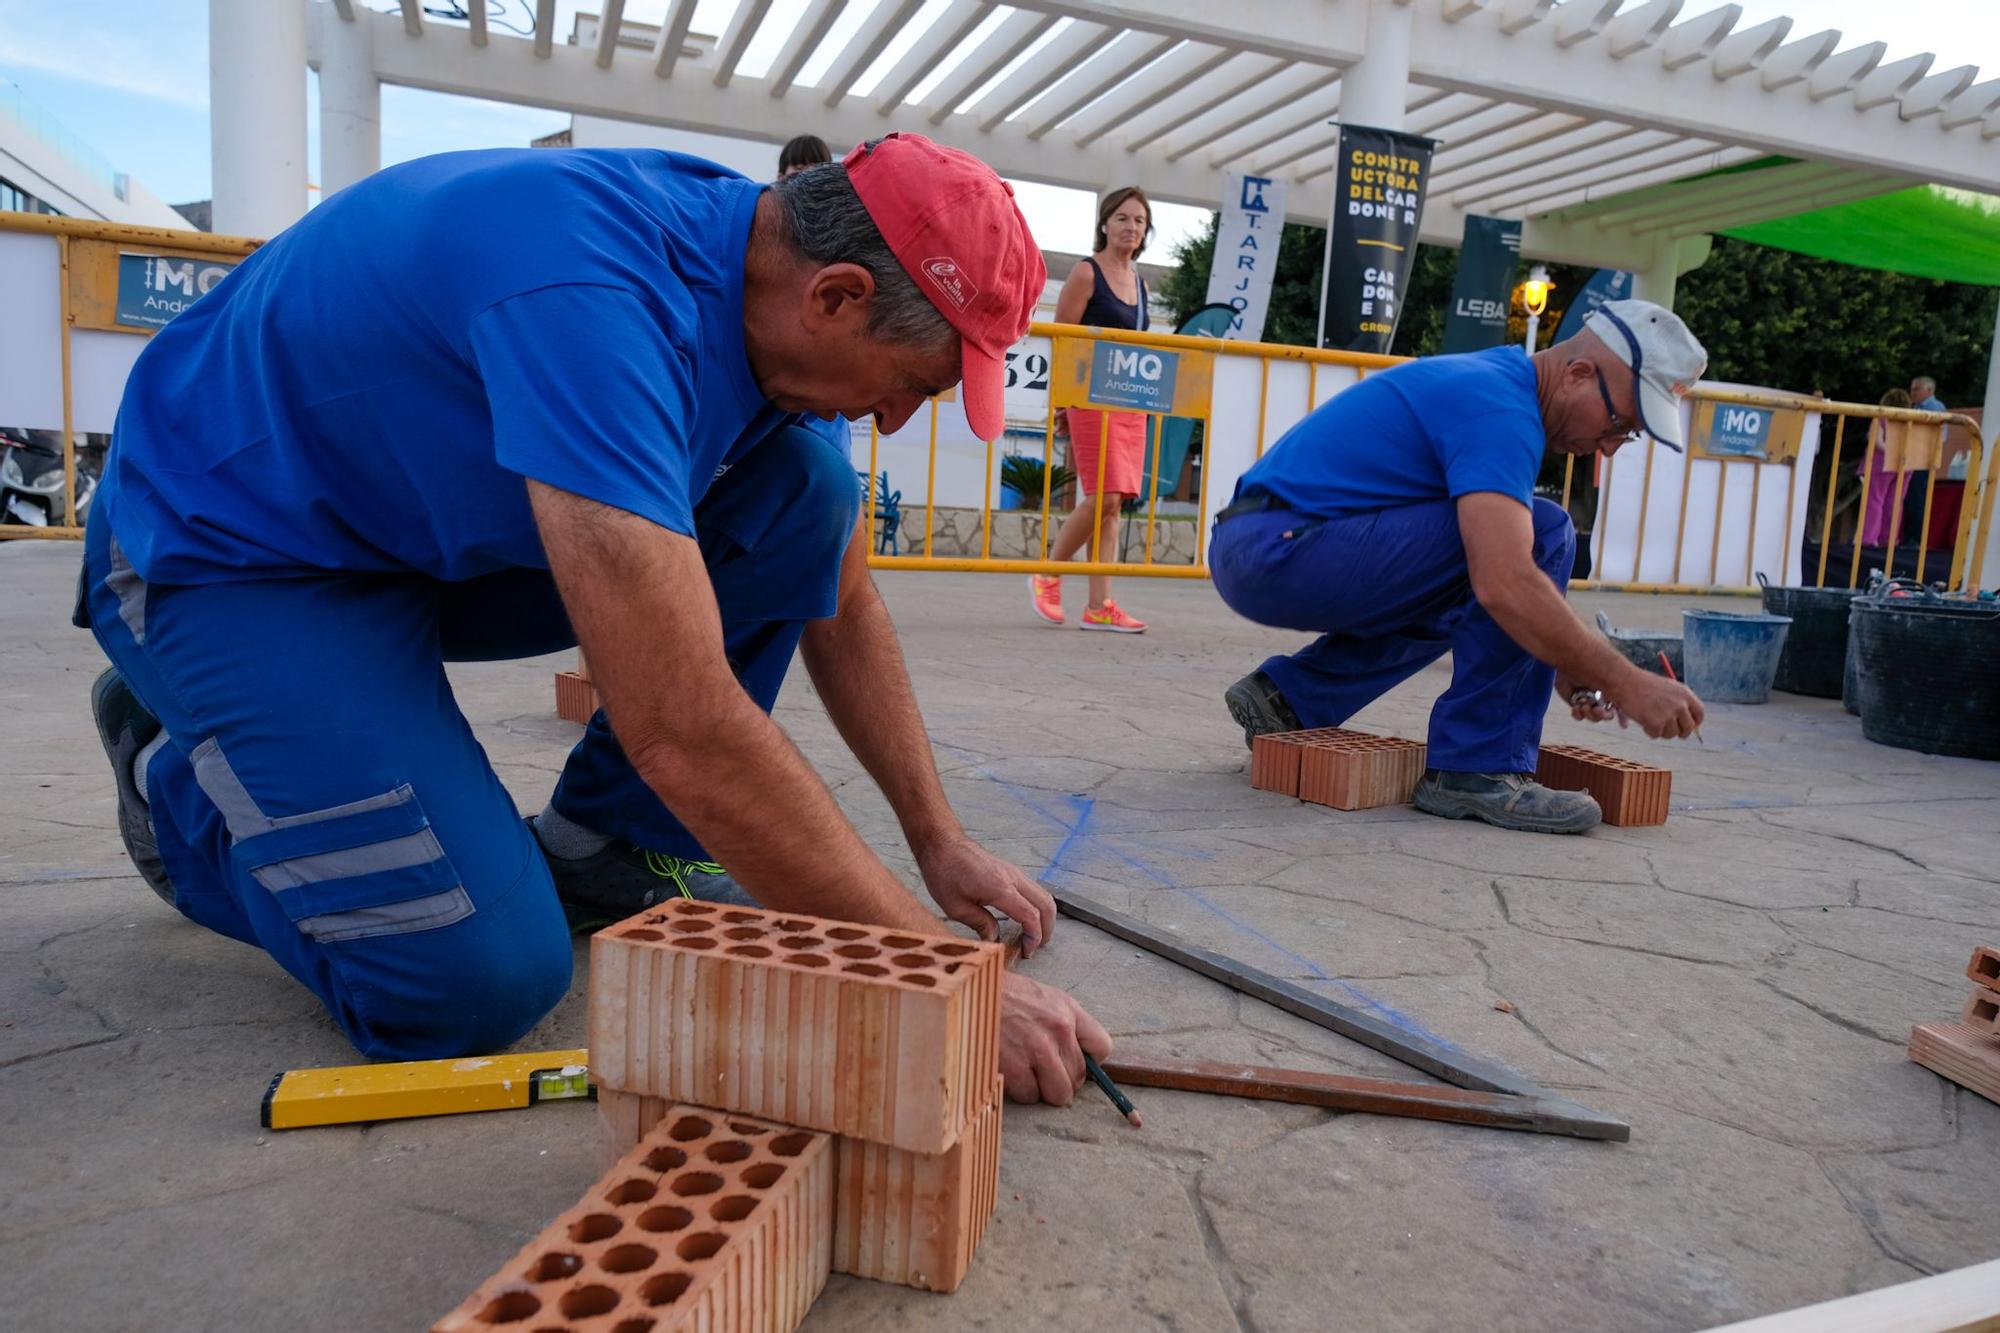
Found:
[0,427,95,527]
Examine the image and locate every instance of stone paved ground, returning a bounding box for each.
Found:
[3,537,1996,1331]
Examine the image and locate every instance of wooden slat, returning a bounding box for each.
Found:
[1909,1021,2000,1106]
[1700,1256,2000,1332]
[1100,1055,1629,1141]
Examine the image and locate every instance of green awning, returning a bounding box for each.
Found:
[1722,185,2000,287]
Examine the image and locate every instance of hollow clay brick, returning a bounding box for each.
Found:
[601,1078,1006,1294]
[1968,946,2000,995]
[1534,743,1671,827]
[1294,730,1427,811]
[591,900,1003,1154]
[555,670,600,726]
[434,1104,832,1332]
[1966,989,2000,1036]
[1909,1021,2000,1107]
[1248,728,1357,795]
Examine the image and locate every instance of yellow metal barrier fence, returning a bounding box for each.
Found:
[0,211,261,541]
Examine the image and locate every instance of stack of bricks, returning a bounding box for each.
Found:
[435,899,1006,1329]
[592,899,1007,1296]
[1909,946,2000,1107]
[1534,743,1671,827]
[555,649,599,725]
[1249,727,1427,810]
[435,1106,833,1331]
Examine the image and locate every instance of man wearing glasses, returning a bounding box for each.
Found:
[1212,299,1709,834]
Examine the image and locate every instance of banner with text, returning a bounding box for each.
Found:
[1552,267,1633,344]
[1440,215,1522,354]
[1204,172,1289,342]
[1319,124,1435,353]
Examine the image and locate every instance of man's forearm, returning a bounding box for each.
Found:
[1479,571,1642,694]
[800,571,963,856]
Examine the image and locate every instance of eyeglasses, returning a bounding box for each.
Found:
[1590,364,1641,444]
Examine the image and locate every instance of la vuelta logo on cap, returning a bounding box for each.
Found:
[920,257,975,311]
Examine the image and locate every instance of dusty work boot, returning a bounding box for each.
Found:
[1223,669,1303,748]
[1412,769,1601,835]
[89,667,175,905]
[529,816,751,932]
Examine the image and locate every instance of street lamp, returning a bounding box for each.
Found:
[1521,265,1552,353]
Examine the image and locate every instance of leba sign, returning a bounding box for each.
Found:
[1050,336,1213,418]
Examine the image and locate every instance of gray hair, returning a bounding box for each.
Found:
[769,161,956,355]
[1912,375,1937,393]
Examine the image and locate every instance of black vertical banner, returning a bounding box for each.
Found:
[1319,124,1437,353]
[1440,215,1522,354]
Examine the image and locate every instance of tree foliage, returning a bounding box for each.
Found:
[1161,217,1997,409]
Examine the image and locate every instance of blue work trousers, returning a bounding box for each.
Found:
[81,427,859,1060]
[1211,496,1575,774]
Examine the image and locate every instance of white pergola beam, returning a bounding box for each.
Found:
[712,0,777,88]
[870,0,989,116]
[1119,53,1289,153]
[1553,0,1621,50]
[467,0,486,46]
[1940,78,2000,130]
[1569,159,1851,228]
[1497,0,1553,37]
[1489,141,1746,215]
[1659,5,1739,71]
[533,0,555,59]
[1604,0,1682,59]
[1428,113,1585,181]
[397,0,422,38]
[653,0,701,78]
[1462,128,1682,210]
[1710,17,1789,81]
[332,0,355,19]
[974,22,1117,131]
[1758,29,1838,92]
[999,0,1363,68]
[1020,31,1179,139]
[1440,121,1639,197]
[1853,52,1933,111]
[1625,167,1892,234]
[767,0,849,98]
[1806,41,1885,101]
[1901,65,1979,120]
[820,0,929,106]
[923,11,1060,125]
[1654,173,1912,237]
[1441,0,1484,21]
[1066,43,1240,146]
[1200,82,1345,167]
[1160,65,1337,161]
[594,0,627,70]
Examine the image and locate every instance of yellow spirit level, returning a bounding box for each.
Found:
[261,1048,592,1130]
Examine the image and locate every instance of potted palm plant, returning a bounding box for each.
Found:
[998,454,1073,511]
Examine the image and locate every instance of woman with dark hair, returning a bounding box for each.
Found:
[777,134,831,178]
[1028,185,1153,633]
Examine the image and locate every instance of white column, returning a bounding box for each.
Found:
[1630,234,1713,312]
[319,11,380,198]
[209,0,307,238]
[1317,0,1413,346]
[1973,300,2000,589]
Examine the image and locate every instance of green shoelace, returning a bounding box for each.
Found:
[640,850,727,900]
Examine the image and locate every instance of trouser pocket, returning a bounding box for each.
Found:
[192,738,474,944]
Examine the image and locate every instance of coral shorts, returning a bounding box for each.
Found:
[1065,407,1148,497]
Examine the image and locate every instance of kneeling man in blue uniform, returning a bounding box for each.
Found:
[79,134,1111,1104]
[1215,300,1709,834]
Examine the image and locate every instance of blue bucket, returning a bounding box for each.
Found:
[1682,609,1794,704]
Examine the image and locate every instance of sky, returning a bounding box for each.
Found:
[2,0,1996,255]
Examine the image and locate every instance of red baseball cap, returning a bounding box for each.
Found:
[844,134,1045,441]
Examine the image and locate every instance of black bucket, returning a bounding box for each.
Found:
[1850,597,2000,759]
[1757,574,1860,699]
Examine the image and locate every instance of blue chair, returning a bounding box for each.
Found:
[856,469,902,555]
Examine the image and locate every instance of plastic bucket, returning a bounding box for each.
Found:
[1593,611,1683,678]
[1682,609,1793,704]
[1851,599,2000,759]
[1757,575,1860,699]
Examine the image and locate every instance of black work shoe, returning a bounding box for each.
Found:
[1223,670,1304,749]
[529,817,750,933]
[1412,769,1602,835]
[89,667,175,905]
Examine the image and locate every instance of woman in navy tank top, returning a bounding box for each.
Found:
[1028,186,1153,633]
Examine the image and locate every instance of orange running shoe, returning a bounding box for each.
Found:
[1080,600,1146,633]
[1028,574,1065,625]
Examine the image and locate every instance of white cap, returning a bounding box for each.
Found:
[1584,299,1708,452]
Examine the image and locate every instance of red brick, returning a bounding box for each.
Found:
[1534,744,1671,826]
[554,670,599,725]
[434,1104,832,1332]
[1295,730,1426,810]
[591,901,1003,1154]
[1968,946,2000,995]
[1966,989,2000,1036]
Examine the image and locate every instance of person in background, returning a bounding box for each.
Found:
[777,135,831,178]
[1902,375,1948,536]
[1028,186,1153,633]
[1859,387,1912,549]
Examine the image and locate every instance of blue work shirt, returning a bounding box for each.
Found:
[1238,347,1548,520]
[101,148,805,584]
